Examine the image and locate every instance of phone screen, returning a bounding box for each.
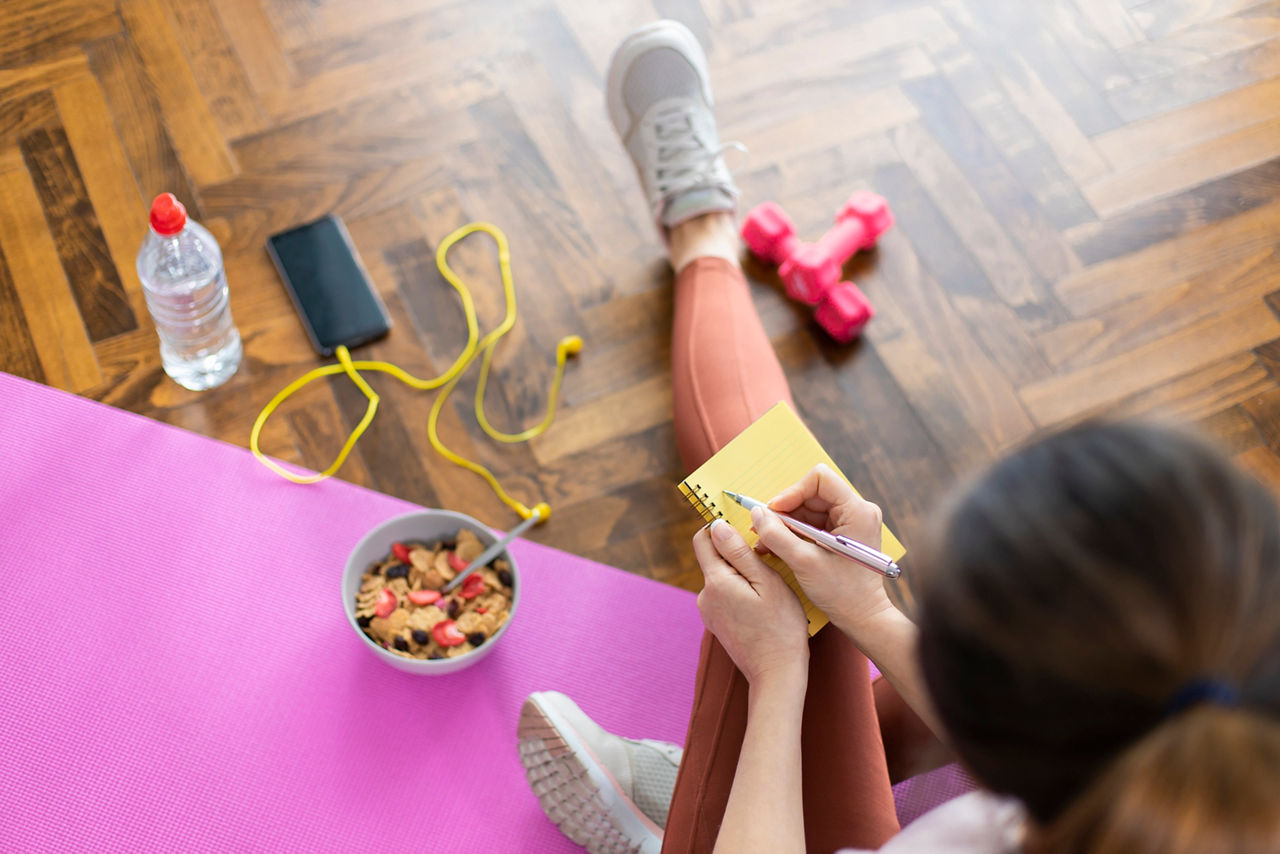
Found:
[267,216,390,356]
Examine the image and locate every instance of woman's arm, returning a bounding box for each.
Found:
[716,666,808,854]
[692,520,811,854]
[755,465,943,736]
[841,606,941,737]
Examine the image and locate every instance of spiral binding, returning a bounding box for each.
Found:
[679,482,725,523]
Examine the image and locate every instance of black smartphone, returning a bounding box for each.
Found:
[266,215,391,356]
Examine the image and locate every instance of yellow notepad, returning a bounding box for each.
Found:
[677,401,906,635]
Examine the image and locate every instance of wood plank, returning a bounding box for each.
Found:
[0,91,58,145]
[1034,0,1135,90]
[0,153,99,390]
[903,72,1081,283]
[498,42,649,270]
[329,371,442,510]
[210,0,294,97]
[1093,74,1280,173]
[1120,3,1280,79]
[310,0,489,43]
[231,94,474,179]
[1106,32,1280,122]
[455,93,603,347]
[765,134,903,237]
[571,288,673,401]
[737,86,919,164]
[0,0,118,67]
[714,5,955,97]
[1067,157,1280,266]
[779,330,961,545]
[196,154,454,255]
[1056,198,1280,316]
[531,374,672,464]
[890,121,1045,311]
[53,74,151,320]
[1039,248,1279,369]
[252,11,522,126]
[861,165,1038,456]
[163,0,264,139]
[258,0,321,52]
[1242,385,1280,454]
[1111,352,1275,423]
[118,0,239,185]
[288,1,509,78]
[19,127,136,342]
[924,46,1096,231]
[0,211,47,383]
[1019,301,1280,426]
[383,238,472,381]
[1198,403,1264,455]
[1256,337,1280,380]
[1085,114,1280,216]
[1235,444,1280,495]
[541,422,685,514]
[871,151,1059,386]
[942,0,1125,134]
[84,31,199,211]
[1072,0,1147,47]
[1130,0,1272,39]
[0,52,90,105]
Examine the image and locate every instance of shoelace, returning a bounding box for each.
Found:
[648,104,745,201]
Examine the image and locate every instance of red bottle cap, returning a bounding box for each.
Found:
[149,193,187,236]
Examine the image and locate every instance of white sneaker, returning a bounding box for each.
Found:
[518,691,682,854]
[605,20,742,236]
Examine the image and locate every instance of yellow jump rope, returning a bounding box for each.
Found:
[249,222,582,523]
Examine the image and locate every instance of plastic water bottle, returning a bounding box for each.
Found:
[136,193,242,391]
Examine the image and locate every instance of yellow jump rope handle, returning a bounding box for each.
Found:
[249,222,581,523]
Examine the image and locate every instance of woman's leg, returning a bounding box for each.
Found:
[661,213,900,853]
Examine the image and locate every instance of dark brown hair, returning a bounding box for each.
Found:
[916,421,1280,852]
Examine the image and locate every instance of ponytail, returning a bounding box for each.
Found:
[915,421,1280,849]
[1030,707,1280,854]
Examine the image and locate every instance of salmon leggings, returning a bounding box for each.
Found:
[661,258,929,853]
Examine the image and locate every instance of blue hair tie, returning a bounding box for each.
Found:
[1164,678,1240,716]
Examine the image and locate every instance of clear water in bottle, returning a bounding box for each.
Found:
[137,194,242,391]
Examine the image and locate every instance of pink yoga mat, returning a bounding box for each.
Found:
[0,372,704,852]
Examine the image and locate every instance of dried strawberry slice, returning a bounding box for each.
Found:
[432,619,467,647]
[407,589,442,606]
[374,588,397,619]
[392,542,412,564]
[459,573,485,600]
[447,550,468,573]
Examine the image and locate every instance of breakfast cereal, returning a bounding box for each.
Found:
[354,528,513,661]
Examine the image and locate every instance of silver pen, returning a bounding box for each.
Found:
[723,490,901,580]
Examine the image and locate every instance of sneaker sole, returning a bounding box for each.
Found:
[518,693,663,854]
[604,19,713,143]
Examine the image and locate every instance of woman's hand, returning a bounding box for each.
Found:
[693,519,809,686]
[753,464,896,643]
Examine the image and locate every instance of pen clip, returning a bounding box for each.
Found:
[834,534,867,551]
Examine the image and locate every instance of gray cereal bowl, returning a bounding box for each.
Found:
[342,509,519,674]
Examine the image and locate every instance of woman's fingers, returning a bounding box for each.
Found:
[751,505,825,571]
[770,464,855,513]
[709,519,772,587]
[692,524,735,584]
[770,464,882,538]
[782,505,829,529]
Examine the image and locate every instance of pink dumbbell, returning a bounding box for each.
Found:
[815,281,875,343]
[741,191,892,341]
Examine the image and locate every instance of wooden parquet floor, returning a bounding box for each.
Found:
[3,0,1280,592]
